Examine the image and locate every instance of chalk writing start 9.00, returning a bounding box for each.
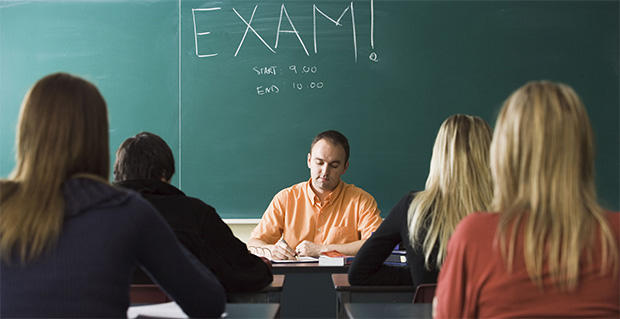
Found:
[252,65,318,76]
[254,65,323,95]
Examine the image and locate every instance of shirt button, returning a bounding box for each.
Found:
[318,228,322,232]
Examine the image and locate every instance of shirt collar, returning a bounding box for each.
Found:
[305,178,346,206]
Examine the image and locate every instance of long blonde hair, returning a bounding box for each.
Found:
[408,114,493,269]
[1,73,109,263]
[491,81,618,290]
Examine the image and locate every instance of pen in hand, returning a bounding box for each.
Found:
[279,238,298,259]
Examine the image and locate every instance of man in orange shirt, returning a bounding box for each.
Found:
[248,130,382,260]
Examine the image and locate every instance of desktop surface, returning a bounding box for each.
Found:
[345,302,432,319]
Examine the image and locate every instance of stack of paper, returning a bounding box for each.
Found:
[270,256,319,263]
[127,301,188,319]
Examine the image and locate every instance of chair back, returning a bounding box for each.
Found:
[412,283,436,303]
[130,284,171,304]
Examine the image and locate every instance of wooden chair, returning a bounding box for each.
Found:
[130,284,171,304]
[228,274,285,303]
[412,283,436,303]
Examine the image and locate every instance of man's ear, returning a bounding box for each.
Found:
[307,153,312,169]
[161,171,171,184]
[342,161,349,174]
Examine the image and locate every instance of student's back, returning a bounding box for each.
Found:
[117,178,273,292]
[2,178,224,318]
[438,211,619,318]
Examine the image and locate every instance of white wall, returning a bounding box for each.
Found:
[224,219,260,244]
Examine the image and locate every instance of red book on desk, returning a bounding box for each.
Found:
[319,250,354,266]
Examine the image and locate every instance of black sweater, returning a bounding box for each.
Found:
[348,191,439,288]
[115,179,273,293]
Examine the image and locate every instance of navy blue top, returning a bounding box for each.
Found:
[348,191,439,287]
[1,177,226,318]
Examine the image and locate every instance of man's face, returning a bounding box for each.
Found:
[307,139,349,193]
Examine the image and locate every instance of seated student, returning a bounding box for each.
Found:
[247,130,383,260]
[0,73,225,318]
[348,114,493,288]
[113,132,273,293]
[435,81,620,318]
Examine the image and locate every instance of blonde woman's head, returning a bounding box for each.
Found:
[427,114,493,196]
[490,81,596,214]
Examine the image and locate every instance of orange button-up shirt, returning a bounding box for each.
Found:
[250,179,382,249]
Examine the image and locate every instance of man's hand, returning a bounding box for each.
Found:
[295,240,325,257]
[272,239,297,260]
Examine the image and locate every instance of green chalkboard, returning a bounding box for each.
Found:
[1,1,618,219]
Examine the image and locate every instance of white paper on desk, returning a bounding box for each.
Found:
[270,256,319,263]
[127,301,188,318]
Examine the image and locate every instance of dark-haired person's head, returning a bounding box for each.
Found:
[307,130,350,195]
[113,132,175,183]
[310,130,350,163]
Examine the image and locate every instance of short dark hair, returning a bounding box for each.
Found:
[113,132,175,182]
[310,130,350,163]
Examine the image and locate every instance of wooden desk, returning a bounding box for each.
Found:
[331,273,415,319]
[344,302,432,319]
[273,263,348,318]
[228,274,285,303]
[130,285,171,305]
[131,275,285,306]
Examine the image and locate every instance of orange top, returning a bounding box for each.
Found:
[250,179,382,248]
[435,212,620,318]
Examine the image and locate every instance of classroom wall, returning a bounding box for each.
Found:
[226,220,260,244]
